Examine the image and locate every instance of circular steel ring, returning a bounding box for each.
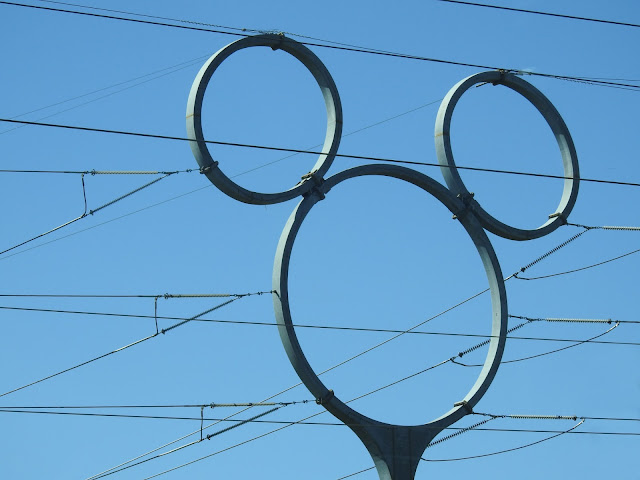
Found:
[186,34,343,205]
[272,164,507,434]
[434,71,580,241]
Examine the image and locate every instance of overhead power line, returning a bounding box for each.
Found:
[1,305,638,345]
[0,172,175,257]
[438,0,640,29]
[2,117,639,188]
[0,298,241,398]
[1,408,637,426]
[1,0,639,91]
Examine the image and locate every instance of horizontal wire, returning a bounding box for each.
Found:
[77,232,637,476]
[4,408,637,432]
[4,405,633,422]
[0,401,311,409]
[438,0,640,29]
[0,169,193,175]
[0,290,270,298]
[3,0,639,91]
[2,117,638,187]
[2,305,638,344]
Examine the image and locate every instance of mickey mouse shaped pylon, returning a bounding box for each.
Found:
[186,34,579,480]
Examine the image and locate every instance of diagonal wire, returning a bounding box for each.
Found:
[452,322,621,366]
[422,418,586,461]
[0,298,240,398]
[437,0,640,29]
[0,173,173,257]
[515,247,640,280]
[79,232,614,477]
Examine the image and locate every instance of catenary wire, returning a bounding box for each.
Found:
[1,408,637,427]
[2,2,632,472]
[67,233,639,475]
[437,0,640,29]
[0,56,213,136]
[1,54,213,128]
[2,0,639,91]
[422,418,586,462]
[0,172,174,256]
[0,297,241,398]
[514,247,640,280]
[1,305,638,344]
[452,322,621,366]
[2,117,639,188]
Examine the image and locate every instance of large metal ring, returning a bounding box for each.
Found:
[186,34,343,205]
[434,71,580,241]
[272,164,507,475]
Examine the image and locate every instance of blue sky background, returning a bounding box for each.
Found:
[0,1,638,478]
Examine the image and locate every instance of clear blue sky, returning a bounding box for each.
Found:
[1,1,638,479]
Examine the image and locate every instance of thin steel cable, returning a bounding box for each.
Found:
[85,284,496,479]
[567,222,640,231]
[511,315,640,325]
[422,418,586,461]
[3,117,640,188]
[0,291,267,298]
[87,173,170,215]
[0,334,156,398]
[437,0,640,29]
[1,408,637,427]
[515,229,591,275]
[89,406,282,480]
[0,298,241,398]
[0,169,190,174]
[76,268,625,476]
[452,322,620,366]
[0,173,173,257]
[0,400,311,409]
[336,466,375,480]
[3,1,639,91]
[0,174,87,256]
[515,247,640,280]
[1,48,213,135]
[427,417,498,448]
[4,305,639,346]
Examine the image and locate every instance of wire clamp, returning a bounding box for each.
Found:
[316,389,334,405]
[200,163,216,174]
[548,212,567,224]
[453,400,474,414]
[270,32,286,51]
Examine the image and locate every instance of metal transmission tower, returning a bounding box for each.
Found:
[186,34,580,480]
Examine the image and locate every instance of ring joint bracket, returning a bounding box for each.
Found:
[451,192,475,221]
[301,172,326,201]
[270,32,286,51]
[316,389,334,405]
[453,400,474,415]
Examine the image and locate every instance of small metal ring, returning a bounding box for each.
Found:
[272,164,507,436]
[434,71,580,241]
[186,34,342,205]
